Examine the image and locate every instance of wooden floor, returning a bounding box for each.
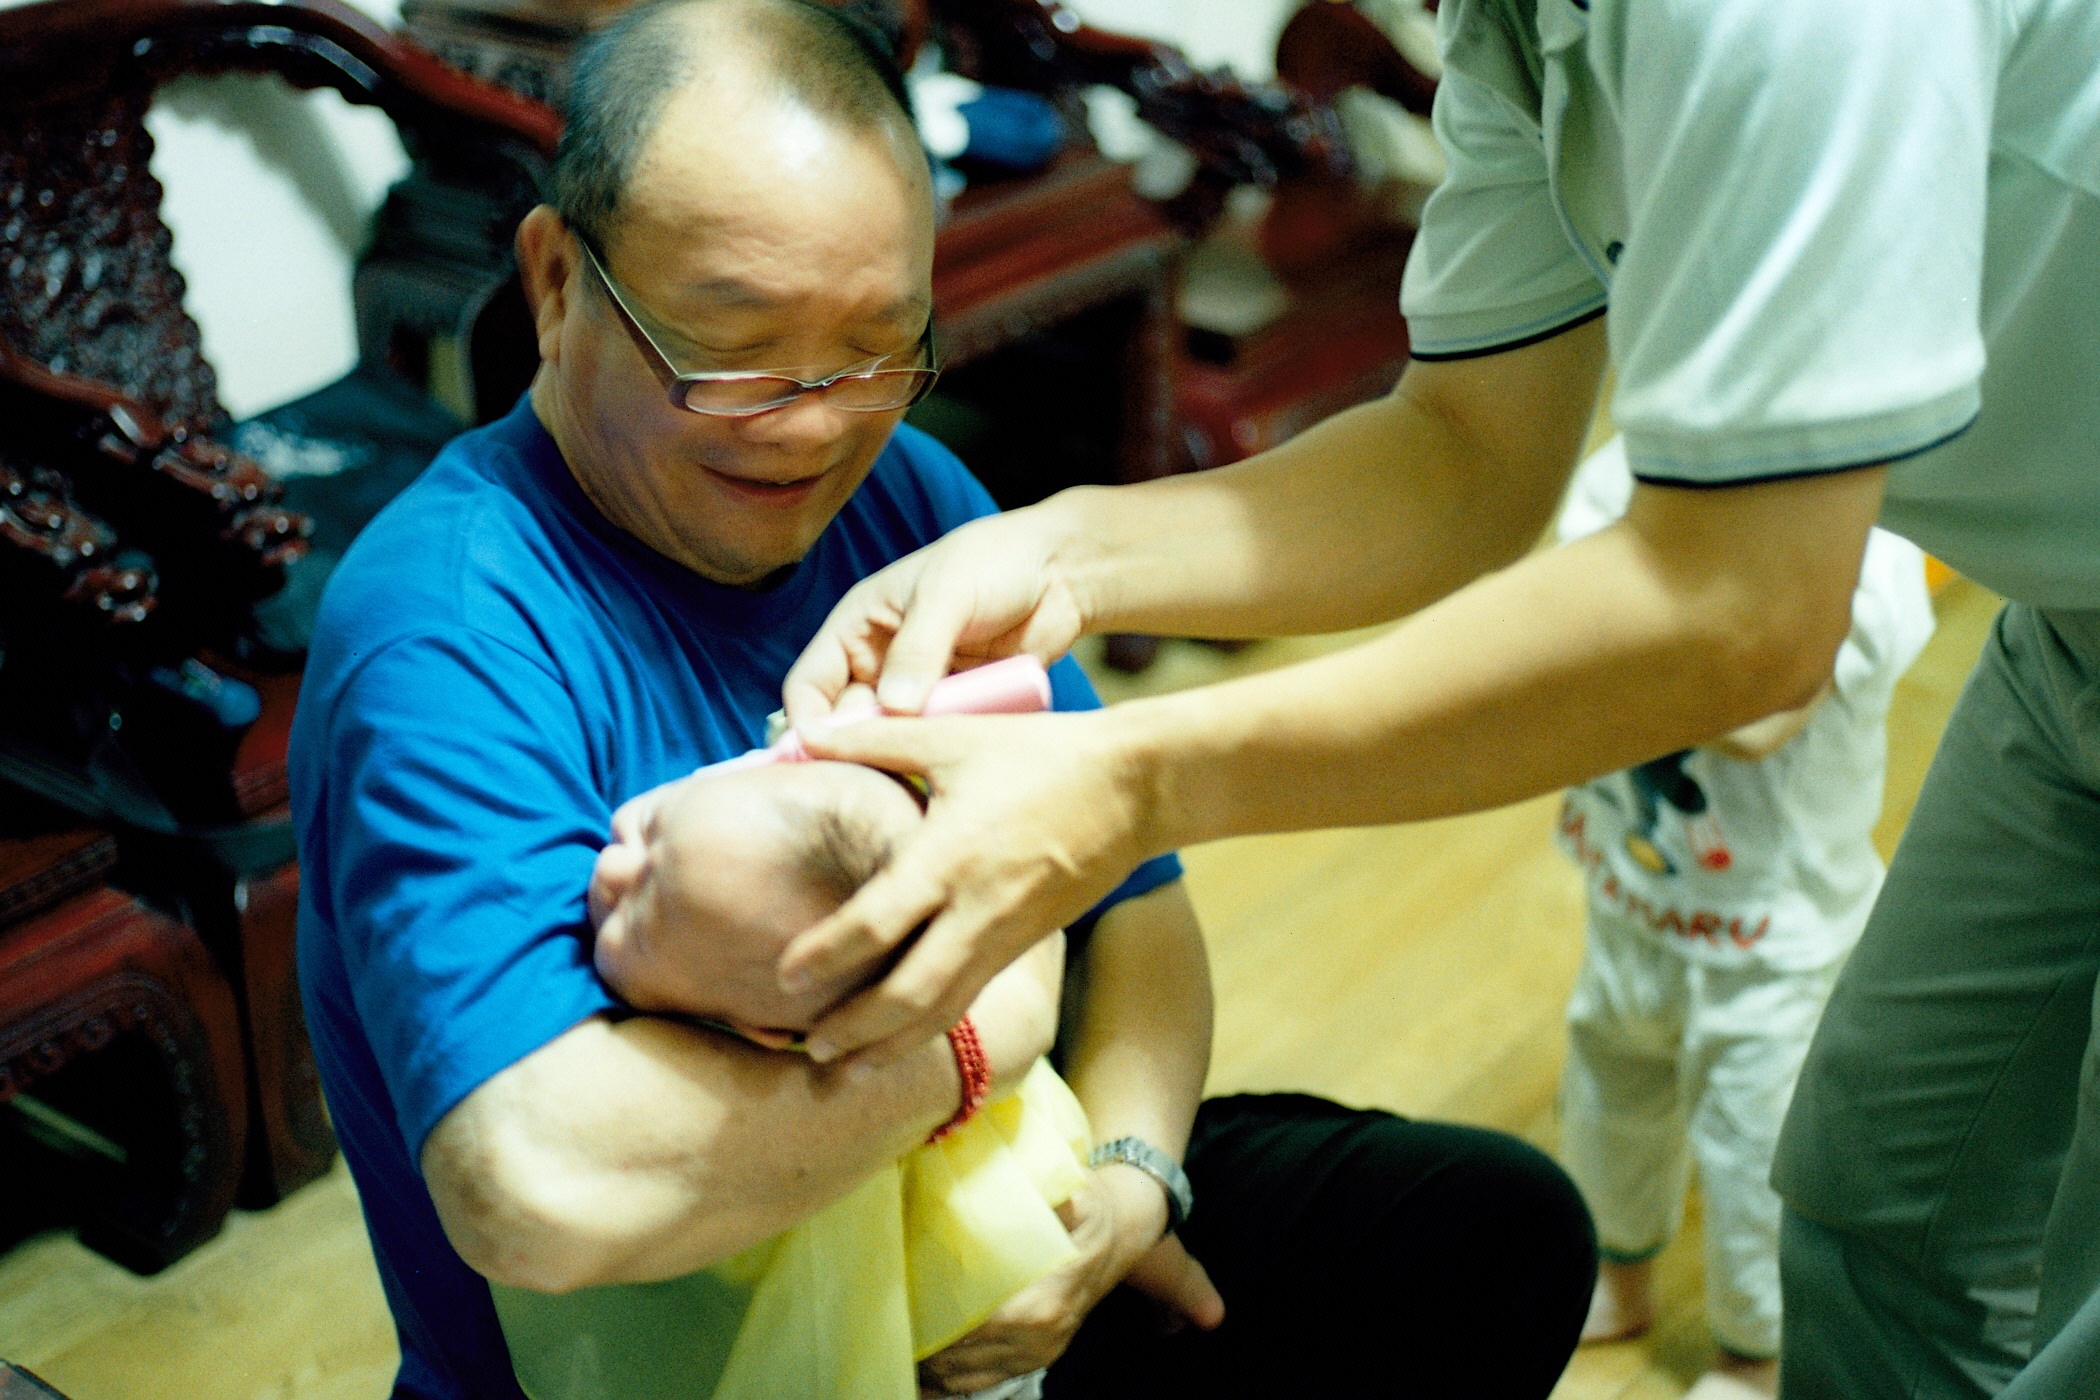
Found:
[0,580,2003,1399]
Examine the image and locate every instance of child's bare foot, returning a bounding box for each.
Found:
[1682,1352,1778,1399]
[1579,1258,1656,1343]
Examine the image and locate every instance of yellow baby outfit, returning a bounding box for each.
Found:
[491,1060,1092,1400]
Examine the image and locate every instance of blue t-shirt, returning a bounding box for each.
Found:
[289,398,1181,1399]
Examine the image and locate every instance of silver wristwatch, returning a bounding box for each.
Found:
[1088,1136,1194,1233]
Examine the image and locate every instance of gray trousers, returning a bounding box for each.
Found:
[1773,603,2100,1399]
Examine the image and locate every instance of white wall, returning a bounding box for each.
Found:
[1062,0,1301,80]
[143,0,412,418]
[0,0,411,419]
[146,70,411,418]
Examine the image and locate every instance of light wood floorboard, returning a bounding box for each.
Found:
[0,580,2002,1398]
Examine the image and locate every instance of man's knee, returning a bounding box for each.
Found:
[1421,1123,1598,1289]
[1184,1098,1597,1397]
[1188,1096,1594,1286]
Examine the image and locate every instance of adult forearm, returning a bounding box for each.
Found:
[1115,468,1885,851]
[433,1016,957,1290]
[1046,325,1607,641]
[1061,884,1211,1159]
[1708,681,1830,760]
[432,937,1063,1290]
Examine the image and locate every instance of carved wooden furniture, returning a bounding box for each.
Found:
[0,0,550,807]
[117,837,337,1206]
[0,809,248,1274]
[0,816,116,934]
[0,0,556,652]
[1175,0,1439,473]
[232,863,332,1203]
[915,1,1348,510]
[384,0,1344,459]
[0,0,557,1263]
[927,0,1349,226]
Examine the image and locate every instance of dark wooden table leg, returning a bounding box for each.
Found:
[0,888,247,1274]
[232,861,337,1205]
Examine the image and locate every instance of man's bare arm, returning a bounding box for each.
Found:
[1059,316,1610,640]
[424,933,1062,1293]
[784,412,1888,1065]
[781,321,1606,726]
[1708,681,1832,761]
[1120,463,1886,842]
[1061,882,1210,1166]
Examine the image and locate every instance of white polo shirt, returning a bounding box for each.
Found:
[1399,0,2100,609]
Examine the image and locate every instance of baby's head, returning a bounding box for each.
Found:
[592,760,924,1039]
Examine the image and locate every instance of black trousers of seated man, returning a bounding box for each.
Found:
[1044,1094,1597,1399]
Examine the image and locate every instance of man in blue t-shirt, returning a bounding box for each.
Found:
[292,3,1594,1397]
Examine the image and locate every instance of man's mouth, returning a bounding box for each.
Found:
[701,463,827,507]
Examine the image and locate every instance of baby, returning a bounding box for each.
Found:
[494,757,1091,1400]
[589,757,925,1050]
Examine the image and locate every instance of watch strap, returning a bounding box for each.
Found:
[1088,1136,1193,1233]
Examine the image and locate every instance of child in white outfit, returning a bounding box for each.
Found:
[1554,438,1935,1399]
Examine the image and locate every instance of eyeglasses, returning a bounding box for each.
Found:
[577,235,940,418]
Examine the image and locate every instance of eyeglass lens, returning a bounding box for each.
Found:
[676,369,936,416]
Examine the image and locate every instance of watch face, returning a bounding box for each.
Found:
[1090,1137,1193,1229]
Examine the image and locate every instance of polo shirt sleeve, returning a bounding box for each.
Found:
[1399,0,1609,359]
[309,629,617,1160]
[1601,0,1989,484]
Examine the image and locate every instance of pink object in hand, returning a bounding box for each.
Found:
[914,653,1056,719]
[706,655,1054,772]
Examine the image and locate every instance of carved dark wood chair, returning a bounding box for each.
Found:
[1176,0,1439,473]
[0,806,248,1275]
[913,0,1346,510]
[0,0,555,1245]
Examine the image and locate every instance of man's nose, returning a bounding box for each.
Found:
[735,391,860,449]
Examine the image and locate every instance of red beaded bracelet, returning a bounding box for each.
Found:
[930,1016,991,1143]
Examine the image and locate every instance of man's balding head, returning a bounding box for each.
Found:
[516,0,936,589]
[552,0,918,251]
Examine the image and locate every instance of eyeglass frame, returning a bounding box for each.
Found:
[574,232,940,419]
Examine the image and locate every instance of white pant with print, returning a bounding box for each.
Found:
[1560,910,1844,1359]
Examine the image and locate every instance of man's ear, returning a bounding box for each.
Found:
[516,205,576,367]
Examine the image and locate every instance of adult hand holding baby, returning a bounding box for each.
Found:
[779,553,1157,1071]
[784,705,1158,1070]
